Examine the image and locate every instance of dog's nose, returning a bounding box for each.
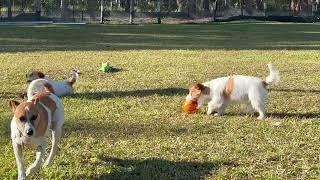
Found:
[26,129,33,136]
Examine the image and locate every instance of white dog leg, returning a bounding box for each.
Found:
[12,142,26,180]
[207,98,224,116]
[207,100,216,115]
[214,104,226,116]
[43,128,61,167]
[250,100,265,120]
[249,88,267,120]
[26,144,46,176]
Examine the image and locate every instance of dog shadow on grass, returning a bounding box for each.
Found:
[70,88,188,100]
[270,88,320,94]
[77,156,238,179]
[268,112,320,119]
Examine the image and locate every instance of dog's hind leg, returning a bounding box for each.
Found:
[43,128,61,167]
[214,103,227,116]
[249,88,266,120]
[26,143,46,176]
[44,105,64,167]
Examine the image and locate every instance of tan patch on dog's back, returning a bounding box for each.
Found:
[32,92,57,133]
[43,82,55,94]
[32,92,57,114]
[223,77,234,98]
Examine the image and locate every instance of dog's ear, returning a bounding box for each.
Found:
[194,83,210,95]
[194,83,205,90]
[38,72,45,78]
[202,86,210,95]
[9,100,20,112]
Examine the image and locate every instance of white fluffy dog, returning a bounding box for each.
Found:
[26,70,80,99]
[186,64,280,119]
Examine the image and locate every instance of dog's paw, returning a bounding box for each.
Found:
[26,167,35,177]
[18,176,27,180]
[213,113,221,117]
[43,161,51,167]
[26,164,41,177]
[257,115,265,120]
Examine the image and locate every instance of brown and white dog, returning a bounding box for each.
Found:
[10,92,64,180]
[186,64,280,119]
[25,70,80,99]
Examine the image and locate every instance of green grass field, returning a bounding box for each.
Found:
[1,23,320,179]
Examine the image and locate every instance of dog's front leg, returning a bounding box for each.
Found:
[26,143,46,177]
[207,100,216,115]
[12,142,26,180]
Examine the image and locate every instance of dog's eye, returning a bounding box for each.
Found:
[31,115,37,121]
[19,116,25,121]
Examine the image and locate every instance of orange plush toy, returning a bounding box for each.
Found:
[183,100,198,113]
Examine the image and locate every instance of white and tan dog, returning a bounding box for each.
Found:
[26,70,80,99]
[10,92,64,180]
[186,64,280,119]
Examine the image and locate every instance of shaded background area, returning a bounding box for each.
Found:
[0,0,320,24]
[1,23,320,52]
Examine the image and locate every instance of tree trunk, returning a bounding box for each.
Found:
[245,0,254,15]
[129,0,134,24]
[189,0,196,15]
[212,0,217,21]
[35,0,41,20]
[100,0,104,24]
[196,0,202,14]
[61,0,68,21]
[8,0,12,19]
[125,0,130,12]
[157,0,162,24]
[176,0,183,12]
[240,0,244,16]
[203,0,210,11]
[291,0,302,15]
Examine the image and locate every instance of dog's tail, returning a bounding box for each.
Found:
[265,64,280,85]
[27,79,55,100]
[68,69,80,86]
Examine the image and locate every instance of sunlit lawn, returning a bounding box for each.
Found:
[1,23,320,179]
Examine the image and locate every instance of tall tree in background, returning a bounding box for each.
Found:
[61,0,68,21]
[129,0,134,23]
[212,0,217,21]
[203,0,210,12]
[291,0,302,15]
[35,0,41,20]
[245,0,254,15]
[8,0,12,19]
[176,0,185,12]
